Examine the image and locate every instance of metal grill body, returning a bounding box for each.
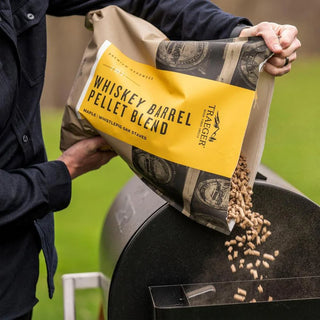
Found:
[100,168,320,319]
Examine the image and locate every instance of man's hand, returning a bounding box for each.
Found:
[58,136,117,179]
[239,22,301,76]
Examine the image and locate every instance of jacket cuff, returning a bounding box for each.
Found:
[230,23,252,38]
[38,160,72,212]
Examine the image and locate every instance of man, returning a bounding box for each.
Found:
[0,0,300,319]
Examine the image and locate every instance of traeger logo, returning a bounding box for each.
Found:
[198,105,220,148]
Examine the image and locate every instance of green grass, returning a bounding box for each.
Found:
[261,58,320,203]
[33,58,319,319]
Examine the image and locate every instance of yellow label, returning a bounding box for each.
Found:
[76,40,255,178]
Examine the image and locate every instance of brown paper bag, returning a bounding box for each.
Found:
[60,5,274,234]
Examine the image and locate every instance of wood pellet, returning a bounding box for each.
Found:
[246,263,253,269]
[225,154,280,303]
[250,268,258,279]
[263,253,275,261]
[237,288,247,296]
[234,293,245,302]
[247,242,256,250]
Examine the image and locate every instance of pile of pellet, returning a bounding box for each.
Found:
[226,154,279,302]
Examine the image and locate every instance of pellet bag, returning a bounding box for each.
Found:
[60,5,275,234]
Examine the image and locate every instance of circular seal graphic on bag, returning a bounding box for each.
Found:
[195,178,230,210]
[239,41,270,89]
[156,41,209,70]
[132,149,174,185]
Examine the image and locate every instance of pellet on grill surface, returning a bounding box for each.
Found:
[233,250,239,259]
[258,285,263,293]
[246,263,253,269]
[239,207,245,218]
[251,231,257,241]
[265,231,272,239]
[231,264,237,273]
[255,259,261,267]
[256,236,261,246]
[240,258,245,264]
[262,260,270,268]
[264,219,271,226]
[274,250,280,257]
[237,288,247,296]
[250,269,258,279]
[251,218,257,227]
[251,250,260,257]
[245,218,254,227]
[236,235,244,242]
[228,254,233,261]
[263,253,275,261]
[250,299,257,303]
[268,296,273,302]
[228,213,237,220]
[257,217,264,226]
[234,293,245,302]
[239,222,246,229]
[228,246,233,253]
[247,242,256,250]
[229,240,237,245]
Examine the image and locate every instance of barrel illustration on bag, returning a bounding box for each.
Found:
[60,5,274,234]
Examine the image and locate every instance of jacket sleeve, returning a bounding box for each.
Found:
[0,161,71,227]
[47,0,252,40]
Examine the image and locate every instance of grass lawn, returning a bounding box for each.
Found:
[33,57,319,319]
[261,57,320,203]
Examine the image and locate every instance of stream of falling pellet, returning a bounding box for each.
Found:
[227,154,279,303]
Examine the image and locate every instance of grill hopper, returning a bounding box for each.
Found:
[100,166,320,319]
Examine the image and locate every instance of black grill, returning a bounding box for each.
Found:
[100,166,320,319]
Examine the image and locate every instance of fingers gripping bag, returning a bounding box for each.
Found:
[60,5,275,234]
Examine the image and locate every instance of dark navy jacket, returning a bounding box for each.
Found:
[0,0,250,318]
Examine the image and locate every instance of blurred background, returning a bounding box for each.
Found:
[35,1,319,319]
[41,0,320,108]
